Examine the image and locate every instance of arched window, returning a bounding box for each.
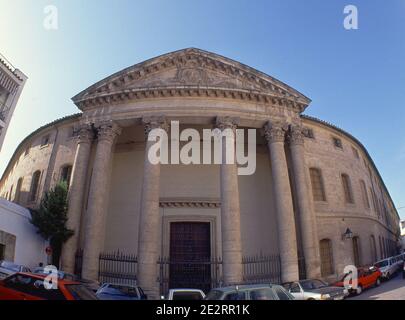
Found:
[320,239,334,276]
[309,168,326,201]
[360,180,370,209]
[60,165,73,188]
[8,185,13,201]
[15,177,23,204]
[370,235,377,263]
[352,236,361,266]
[341,174,354,204]
[29,170,41,202]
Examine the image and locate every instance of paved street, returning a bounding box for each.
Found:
[348,273,405,300]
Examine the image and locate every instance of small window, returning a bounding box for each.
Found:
[303,128,315,139]
[341,174,354,204]
[309,168,326,202]
[352,147,359,159]
[333,137,343,149]
[41,135,50,147]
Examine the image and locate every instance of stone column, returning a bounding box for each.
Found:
[216,116,243,285]
[264,122,299,283]
[289,125,321,279]
[61,124,93,273]
[81,121,121,281]
[137,116,168,299]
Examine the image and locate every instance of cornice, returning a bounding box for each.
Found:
[72,48,310,113]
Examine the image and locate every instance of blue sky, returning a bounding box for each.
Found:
[0,0,404,217]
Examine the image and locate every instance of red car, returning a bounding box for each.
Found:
[333,266,382,295]
[0,272,97,300]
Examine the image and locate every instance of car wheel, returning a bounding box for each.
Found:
[355,285,363,295]
[375,278,381,287]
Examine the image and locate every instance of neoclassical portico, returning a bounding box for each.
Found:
[57,48,325,297]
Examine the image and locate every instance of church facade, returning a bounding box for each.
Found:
[0,48,400,298]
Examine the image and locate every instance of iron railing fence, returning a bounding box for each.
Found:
[242,254,282,285]
[98,251,138,286]
[74,251,283,295]
[157,257,223,296]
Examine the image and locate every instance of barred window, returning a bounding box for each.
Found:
[309,168,326,202]
[341,174,354,204]
[360,180,370,209]
[320,239,334,276]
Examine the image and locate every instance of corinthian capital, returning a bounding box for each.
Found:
[263,121,287,143]
[96,121,122,143]
[215,116,240,131]
[288,125,304,146]
[77,124,94,144]
[142,115,169,137]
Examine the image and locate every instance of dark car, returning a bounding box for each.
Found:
[205,284,294,300]
[96,283,147,300]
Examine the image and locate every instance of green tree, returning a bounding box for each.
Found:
[30,181,74,267]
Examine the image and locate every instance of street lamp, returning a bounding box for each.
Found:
[342,228,353,240]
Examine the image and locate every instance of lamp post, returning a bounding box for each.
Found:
[342,228,353,240]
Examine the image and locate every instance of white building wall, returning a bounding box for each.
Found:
[0,198,47,268]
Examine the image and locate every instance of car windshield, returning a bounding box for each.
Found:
[0,261,20,272]
[100,284,139,297]
[375,260,389,268]
[300,280,328,290]
[66,284,98,300]
[204,290,223,300]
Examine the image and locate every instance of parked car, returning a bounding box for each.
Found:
[32,267,100,293]
[0,272,97,300]
[282,279,348,300]
[163,288,205,300]
[96,283,147,300]
[374,255,402,280]
[205,284,294,300]
[0,261,31,280]
[333,266,382,295]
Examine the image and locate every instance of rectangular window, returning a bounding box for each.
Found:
[360,180,370,209]
[333,137,343,149]
[309,168,326,202]
[352,146,359,159]
[341,174,354,204]
[41,135,50,147]
[303,127,315,139]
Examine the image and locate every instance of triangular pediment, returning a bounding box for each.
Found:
[72,48,311,109]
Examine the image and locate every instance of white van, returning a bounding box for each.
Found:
[374,255,403,280]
